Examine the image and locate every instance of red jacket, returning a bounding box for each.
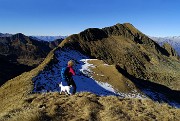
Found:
[67,66,75,77]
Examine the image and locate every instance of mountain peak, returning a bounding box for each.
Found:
[123,23,141,35]
[122,22,134,27]
[12,33,26,38]
[79,27,107,41]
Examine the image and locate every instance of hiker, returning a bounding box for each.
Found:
[61,60,77,95]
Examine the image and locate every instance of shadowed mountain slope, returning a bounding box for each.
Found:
[0,33,62,86]
[0,54,33,86]
[0,33,51,65]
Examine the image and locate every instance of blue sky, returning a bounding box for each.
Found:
[0,0,179,36]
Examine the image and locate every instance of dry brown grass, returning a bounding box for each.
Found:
[87,59,141,94]
[0,92,179,121]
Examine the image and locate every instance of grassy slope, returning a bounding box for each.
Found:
[0,48,56,115]
[0,92,179,121]
[87,59,142,94]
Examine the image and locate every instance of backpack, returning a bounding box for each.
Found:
[60,67,69,81]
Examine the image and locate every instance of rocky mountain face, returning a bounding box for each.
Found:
[0,33,62,86]
[150,36,180,56]
[162,43,178,57]
[61,23,180,90]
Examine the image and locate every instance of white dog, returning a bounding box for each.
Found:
[59,82,72,95]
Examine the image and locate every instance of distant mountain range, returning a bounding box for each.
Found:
[150,36,180,56]
[30,35,67,41]
[0,33,66,41]
[0,33,12,37]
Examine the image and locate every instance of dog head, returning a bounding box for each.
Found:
[59,82,63,87]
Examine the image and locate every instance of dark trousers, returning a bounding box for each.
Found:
[67,77,76,94]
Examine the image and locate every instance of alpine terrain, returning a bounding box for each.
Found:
[0,23,180,121]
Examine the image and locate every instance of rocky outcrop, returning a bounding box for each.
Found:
[162,42,178,57]
[150,36,180,56]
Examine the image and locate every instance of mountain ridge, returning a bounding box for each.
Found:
[0,23,180,120]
